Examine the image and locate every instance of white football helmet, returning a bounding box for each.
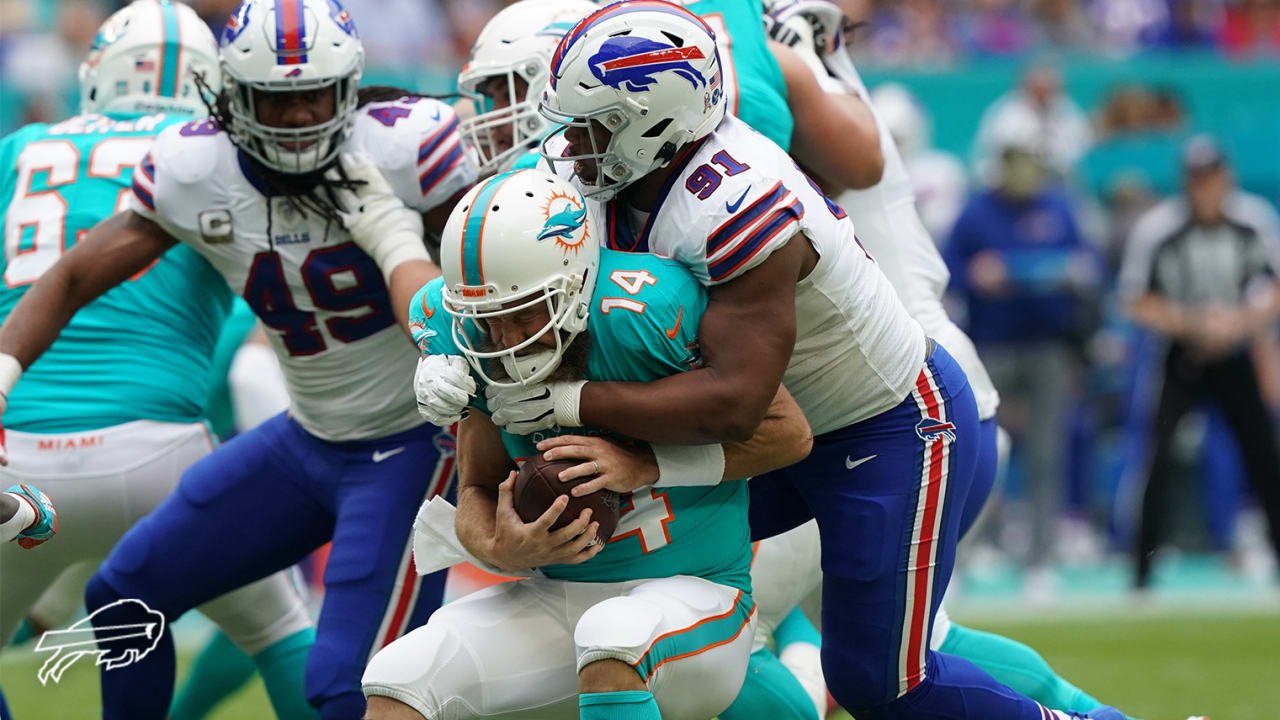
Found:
[539,1,725,200]
[218,0,364,174]
[79,0,220,117]
[439,169,599,387]
[458,0,597,176]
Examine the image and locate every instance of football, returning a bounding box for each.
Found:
[512,453,621,544]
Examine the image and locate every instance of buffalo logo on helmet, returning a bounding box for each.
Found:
[915,417,957,444]
[588,36,706,92]
[537,191,589,255]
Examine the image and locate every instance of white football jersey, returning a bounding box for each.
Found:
[819,70,1000,420]
[558,116,926,435]
[130,97,477,441]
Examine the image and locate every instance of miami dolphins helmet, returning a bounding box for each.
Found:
[458,0,597,175]
[539,0,725,200]
[79,0,221,117]
[439,169,599,387]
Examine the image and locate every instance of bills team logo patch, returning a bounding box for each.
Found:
[537,191,589,255]
[915,417,957,444]
[589,36,706,92]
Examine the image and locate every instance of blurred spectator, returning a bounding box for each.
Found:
[1219,0,1280,56]
[973,61,1092,183]
[871,82,970,242]
[1035,0,1095,50]
[1095,84,1186,139]
[851,0,959,67]
[0,0,104,129]
[1101,171,1160,268]
[1117,134,1280,588]
[946,127,1100,580]
[957,0,1037,57]
[1145,0,1223,48]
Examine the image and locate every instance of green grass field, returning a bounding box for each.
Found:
[2,608,1275,719]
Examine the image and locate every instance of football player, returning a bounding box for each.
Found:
[483,3,1127,719]
[0,3,315,718]
[752,2,1122,715]
[364,169,812,720]
[0,0,477,717]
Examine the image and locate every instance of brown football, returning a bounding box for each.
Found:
[512,454,620,544]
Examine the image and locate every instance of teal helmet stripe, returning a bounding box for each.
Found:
[461,171,520,287]
[158,0,181,97]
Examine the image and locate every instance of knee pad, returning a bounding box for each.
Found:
[574,594,666,672]
[361,621,473,720]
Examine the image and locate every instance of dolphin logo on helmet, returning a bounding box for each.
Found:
[537,202,588,243]
[588,36,706,92]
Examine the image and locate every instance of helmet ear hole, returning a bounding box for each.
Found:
[641,118,672,138]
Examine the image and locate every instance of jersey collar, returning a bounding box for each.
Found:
[606,136,708,253]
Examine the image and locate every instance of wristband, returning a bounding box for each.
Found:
[552,380,588,428]
[652,443,726,487]
[0,352,22,407]
[368,229,431,287]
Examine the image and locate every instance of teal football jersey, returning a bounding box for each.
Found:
[410,249,751,592]
[689,0,792,150]
[0,112,232,432]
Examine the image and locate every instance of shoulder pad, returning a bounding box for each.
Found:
[350,97,478,213]
[592,251,704,372]
[147,119,228,185]
[661,124,807,284]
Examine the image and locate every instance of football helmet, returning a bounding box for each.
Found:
[218,0,364,174]
[79,0,220,117]
[539,0,725,200]
[458,0,597,176]
[439,169,598,387]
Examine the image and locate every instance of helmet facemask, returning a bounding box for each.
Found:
[443,272,592,388]
[539,99,661,202]
[459,63,551,176]
[224,70,359,175]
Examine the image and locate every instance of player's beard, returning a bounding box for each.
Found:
[481,329,591,386]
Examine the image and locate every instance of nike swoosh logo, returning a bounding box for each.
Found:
[725,186,751,214]
[430,107,441,121]
[665,306,683,339]
[420,294,435,319]
[373,447,407,463]
[845,454,876,470]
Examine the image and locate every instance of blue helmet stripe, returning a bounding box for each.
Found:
[157,0,181,97]
[460,171,519,287]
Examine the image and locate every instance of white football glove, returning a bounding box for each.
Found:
[415,354,476,427]
[325,152,428,284]
[485,380,586,435]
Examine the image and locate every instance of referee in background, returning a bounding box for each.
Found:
[1119,134,1280,589]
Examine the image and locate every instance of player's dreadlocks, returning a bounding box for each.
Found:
[193,73,443,244]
